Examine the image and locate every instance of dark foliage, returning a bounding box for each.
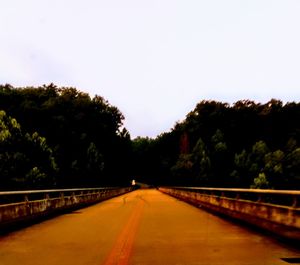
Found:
[0,84,132,189]
[1,84,299,190]
[134,100,300,189]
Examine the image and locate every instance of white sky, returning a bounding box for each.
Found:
[1,0,300,138]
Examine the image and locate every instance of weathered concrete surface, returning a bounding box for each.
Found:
[0,187,132,228]
[159,187,300,241]
[0,189,299,265]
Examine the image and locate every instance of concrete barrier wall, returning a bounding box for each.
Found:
[0,187,133,228]
[159,187,300,241]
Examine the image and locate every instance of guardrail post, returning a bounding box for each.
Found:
[257,194,262,203]
[292,196,298,208]
[71,192,76,203]
[24,194,30,214]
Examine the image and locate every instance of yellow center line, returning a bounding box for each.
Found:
[102,199,144,265]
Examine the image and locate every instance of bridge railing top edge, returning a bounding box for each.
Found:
[161,187,300,196]
[0,187,126,196]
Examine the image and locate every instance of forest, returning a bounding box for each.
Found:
[0,84,299,190]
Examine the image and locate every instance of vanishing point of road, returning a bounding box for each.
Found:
[0,189,299,265]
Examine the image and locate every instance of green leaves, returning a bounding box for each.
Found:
[1,85,299,189]
[87,142,105,175]
[251,173,270,189]
[151,99,300,189]
[0,85,130,187]
[0,110,57,189]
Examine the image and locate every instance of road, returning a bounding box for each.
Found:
[0,189,299,265]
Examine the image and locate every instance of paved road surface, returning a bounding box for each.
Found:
[0,189,299,265]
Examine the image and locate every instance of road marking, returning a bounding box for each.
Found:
[103,199,144,265]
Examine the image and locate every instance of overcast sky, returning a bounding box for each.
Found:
[1,0,300,138]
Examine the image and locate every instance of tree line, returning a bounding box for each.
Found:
[132,100,300,189]
[0,85,299,190]
[0,84,131,189]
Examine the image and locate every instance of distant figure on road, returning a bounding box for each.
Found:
[131,179,136,186]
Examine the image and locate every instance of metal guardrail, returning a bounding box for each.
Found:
[164,187,300,208]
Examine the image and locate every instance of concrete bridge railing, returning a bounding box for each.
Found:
[159,187,300,241]
[0,187,133,228]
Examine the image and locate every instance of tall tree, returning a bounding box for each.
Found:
[0,111,57,189]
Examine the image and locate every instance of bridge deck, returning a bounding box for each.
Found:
[0,189,299,265]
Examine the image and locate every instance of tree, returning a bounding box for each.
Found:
[231,149,249,187]
[251,172,270,189]
[191,137,211,185]
[210,129,231,187]
[285,147,300,189]
[264,150,285,188]
[0,110,58,189]
[2,85,299,189]
[0,85,129,187]
[248,140,269,177]
[171,154,194,185]
[86,142,105,183]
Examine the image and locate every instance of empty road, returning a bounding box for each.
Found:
[0,189,299,265]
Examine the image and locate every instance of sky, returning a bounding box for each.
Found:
[1,0,300,138]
